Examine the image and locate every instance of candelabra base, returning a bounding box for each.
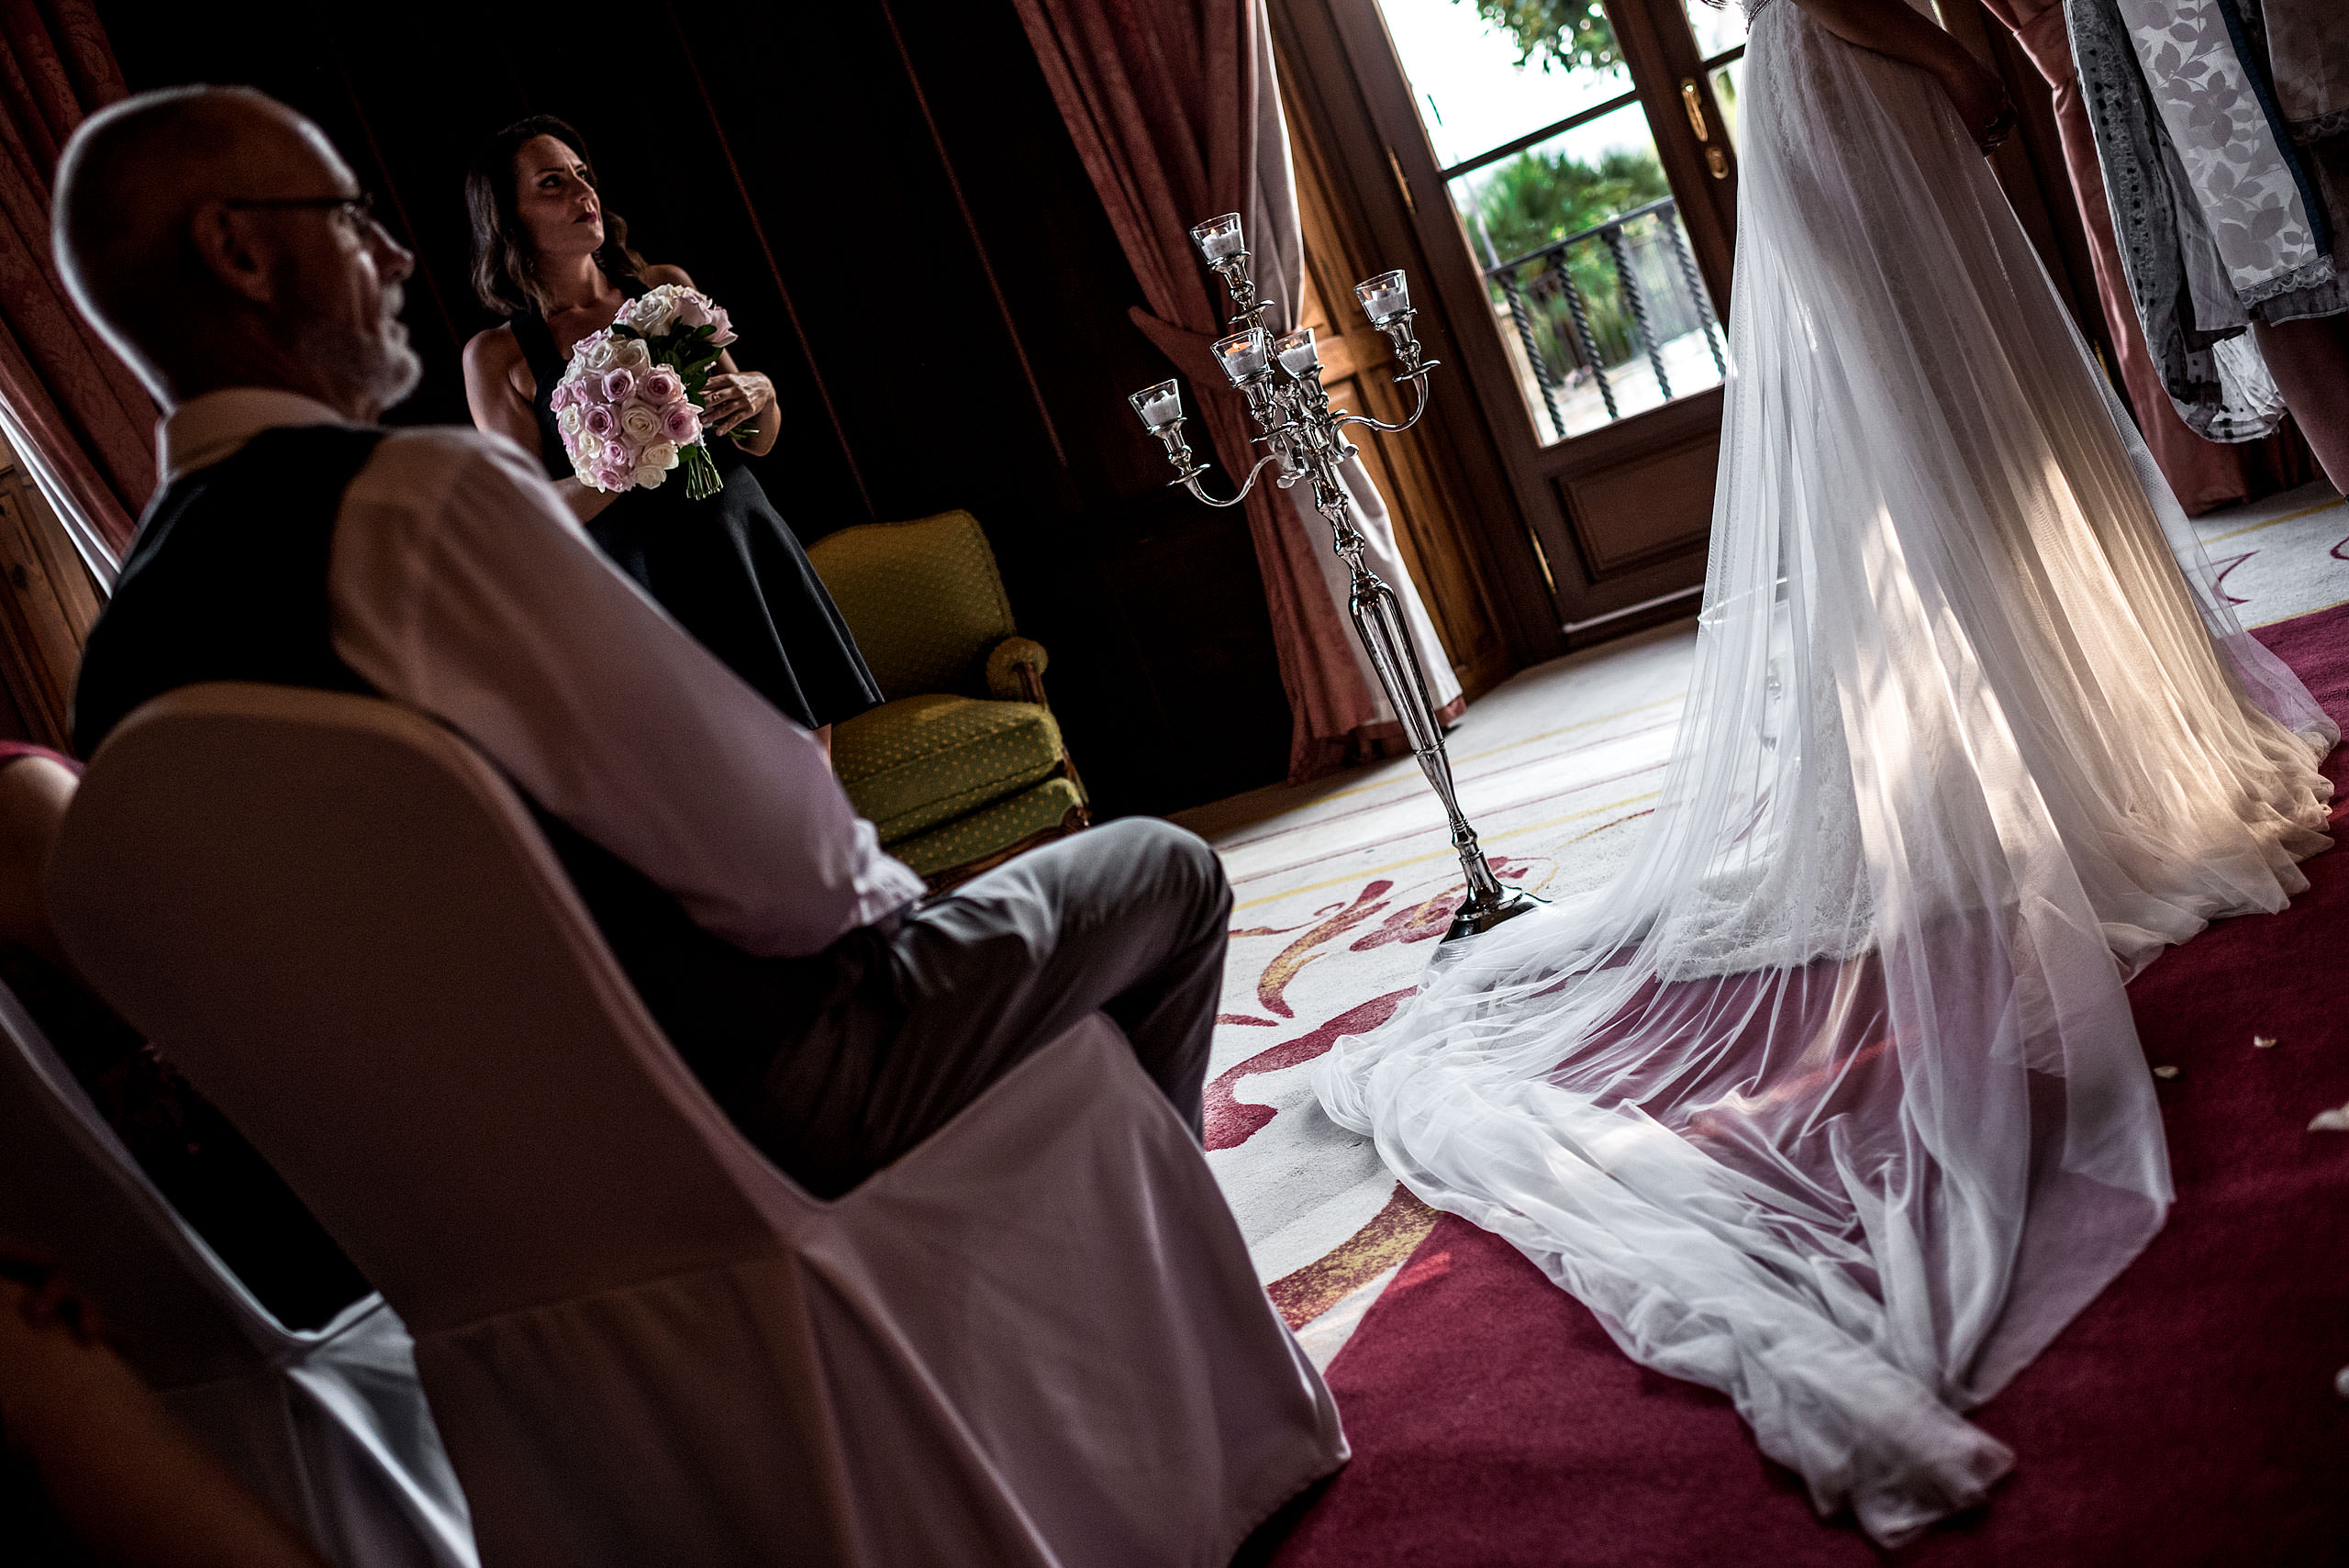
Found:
[1446,882,1545,942]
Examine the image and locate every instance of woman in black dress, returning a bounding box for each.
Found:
[460,116,879,753]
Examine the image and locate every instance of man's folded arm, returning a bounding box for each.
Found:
[329,429,923,958]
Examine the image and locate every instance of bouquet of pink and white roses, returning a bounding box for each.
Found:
[551,283,743,501]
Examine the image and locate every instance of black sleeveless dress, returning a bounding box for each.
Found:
[509,287,882,730]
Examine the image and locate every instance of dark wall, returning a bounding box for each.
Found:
[99,0,1296,816]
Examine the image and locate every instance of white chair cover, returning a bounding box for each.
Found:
[0,979,475,1568]
[48,683,1346,1568]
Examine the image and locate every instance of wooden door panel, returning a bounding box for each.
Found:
[1287,73,1522,698]
[1533,386,1721,581]
[1553,397,1720,579]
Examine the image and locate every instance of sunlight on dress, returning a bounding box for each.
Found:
[1316,0,2336,1545]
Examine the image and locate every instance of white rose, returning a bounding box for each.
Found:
[632,462,668,489]
[610,337,651,370]
[556,406,584,437]
[643,440,678,471]
[573,431,604,467]
[629,288,679,335]
[576,335,616,373]
[619,404,663,443]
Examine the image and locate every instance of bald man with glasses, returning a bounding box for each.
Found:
[55,86,1232,1202]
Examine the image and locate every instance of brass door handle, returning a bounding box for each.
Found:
[1680,80,1709,142]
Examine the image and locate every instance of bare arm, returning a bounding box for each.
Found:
[1784,0,2015,151]
[641,264,780,458]
[461,328,618,524]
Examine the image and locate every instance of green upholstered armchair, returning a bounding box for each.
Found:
[807,511,1089,888]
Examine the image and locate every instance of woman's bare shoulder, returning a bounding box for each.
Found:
[639,262,695,289]
[462,321,523,373]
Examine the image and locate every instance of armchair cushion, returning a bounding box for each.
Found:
[887,777,1087,880]
[833,695,1066,843]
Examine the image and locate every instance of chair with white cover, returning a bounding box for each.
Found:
[47,683,1347,1568]
[0,979,476,1568]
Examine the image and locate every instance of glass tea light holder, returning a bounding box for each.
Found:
[1126,378,1204,481]
[1353,270,1429,377]
[1189,212,1269,329]
[1211,327,1273,384]
[1189,212,1247,262]
[1353,269,1410,325]
[1128,378,1184,431]
[1273,327,1322,380]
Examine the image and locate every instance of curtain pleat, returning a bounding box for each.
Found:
[1010,0,1390,782]
[0,0,150,567]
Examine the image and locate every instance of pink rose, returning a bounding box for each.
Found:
[641,366,684,404]
[674,293,712,328]
[596,462,632,492]
[706,306,737,348]
[601,367,637,403]
[662,403,701,443]
[582,404,618,439]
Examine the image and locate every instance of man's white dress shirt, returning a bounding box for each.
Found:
[155,388,925,959]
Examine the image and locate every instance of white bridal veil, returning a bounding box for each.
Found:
[1317,0,2335,1545]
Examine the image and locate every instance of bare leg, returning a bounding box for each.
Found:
[2253,315,2349,494]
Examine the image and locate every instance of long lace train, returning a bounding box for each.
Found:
[1315,0,2335,1545]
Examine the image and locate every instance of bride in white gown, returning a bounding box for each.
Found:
[1316,0,2337,1546]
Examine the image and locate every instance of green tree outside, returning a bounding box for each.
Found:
[1463,0,1621,73]
[1442,0,1714,402]
[1466,144,1670,265]
[1459,144,1673,374]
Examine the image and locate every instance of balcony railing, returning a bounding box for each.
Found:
[1481,195,1726,441]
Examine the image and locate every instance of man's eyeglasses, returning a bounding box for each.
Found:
[223,192,381,231]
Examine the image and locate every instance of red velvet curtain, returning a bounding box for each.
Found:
[1982,0,2315,515]
[1009,0,1383,782]
[0,0,150,564]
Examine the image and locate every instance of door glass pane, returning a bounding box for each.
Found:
[1682,0,1747,149]
[1376,0,1728,443]
[1378,0,1635,171]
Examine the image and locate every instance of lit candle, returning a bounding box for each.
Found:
[1191,213,1247,261]
[1128,379,1184,430]
[1355,269,1410,326]
[1212,327,1272,384]
[1274,328,1320,378]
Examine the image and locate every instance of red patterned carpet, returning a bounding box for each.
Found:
[1262,603,2349,1566]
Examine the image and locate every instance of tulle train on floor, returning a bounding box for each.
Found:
[1316,1,2335,1546]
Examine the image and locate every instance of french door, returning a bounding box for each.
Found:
[1308,0,1754,638]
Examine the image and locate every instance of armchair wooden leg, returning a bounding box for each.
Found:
[1017,665,1090,824]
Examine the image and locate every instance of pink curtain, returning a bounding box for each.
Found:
[0,0,151,562]
[1010,0,1386,782]
[1982,0,2316,515]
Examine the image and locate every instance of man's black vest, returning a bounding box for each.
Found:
[73,425,849,1105]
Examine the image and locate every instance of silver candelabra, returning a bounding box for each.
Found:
[1126,212,1541,942]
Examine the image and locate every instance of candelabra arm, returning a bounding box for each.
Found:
[1173,450,1285,508]
[1333,369,1438,436]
